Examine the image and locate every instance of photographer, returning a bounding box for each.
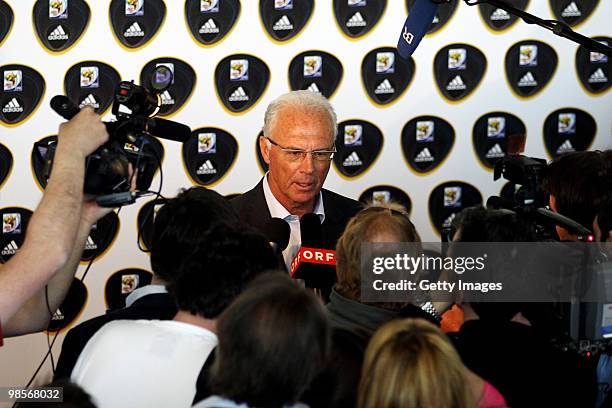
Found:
[0,107,108,341]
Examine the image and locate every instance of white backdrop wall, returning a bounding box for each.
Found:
[0,0,610,392]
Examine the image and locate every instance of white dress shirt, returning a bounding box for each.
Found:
[262,175,325,271]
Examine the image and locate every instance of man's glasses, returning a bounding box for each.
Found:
[264,136,336,162]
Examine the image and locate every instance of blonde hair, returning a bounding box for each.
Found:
[335,203,421,302]
[358,318,475,408]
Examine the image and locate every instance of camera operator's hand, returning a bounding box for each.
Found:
[56,107,108,159]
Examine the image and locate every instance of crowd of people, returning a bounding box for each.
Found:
[2,91,611,407]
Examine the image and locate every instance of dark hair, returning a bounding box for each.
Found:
[452,206,537,321]
[212,274,331,407]
[16,380,95,408]
[542,150,612,230]
[150,186,239,283]
[168,224,279,319]
[596,206,611,242]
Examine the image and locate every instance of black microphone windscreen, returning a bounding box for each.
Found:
[263,218,291,252]
[50,95,80,120]
[146,118,191,143]
[300,213,322,247]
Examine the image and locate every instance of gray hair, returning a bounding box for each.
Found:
[263,90,338,143]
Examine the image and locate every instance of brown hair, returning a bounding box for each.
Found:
[358,318,475,408]
[335,204,422,302]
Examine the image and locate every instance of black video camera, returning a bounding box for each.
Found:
[38,66,191,206]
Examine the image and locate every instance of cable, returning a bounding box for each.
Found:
[136,146,164,253]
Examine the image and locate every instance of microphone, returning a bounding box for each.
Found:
[263,218,291,252]
[397,0,442,58]
[50,95,80,120]
[145,118,191,143]
[290,213,336,292]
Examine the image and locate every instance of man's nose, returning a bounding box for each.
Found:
[299,153,315,173]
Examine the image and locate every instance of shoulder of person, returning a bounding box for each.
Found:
[322,189,363,214]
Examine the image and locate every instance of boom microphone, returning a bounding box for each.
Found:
[397,0,445,58]
[263,217,291,253]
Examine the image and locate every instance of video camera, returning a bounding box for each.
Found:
[487,154,593,242]
[38,65,191,206]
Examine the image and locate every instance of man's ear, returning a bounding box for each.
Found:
[259,136,271,165]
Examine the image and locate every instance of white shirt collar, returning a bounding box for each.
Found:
[125,284,168,308]
[262,174,325,222]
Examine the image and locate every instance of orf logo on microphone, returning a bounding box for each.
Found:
[362,47,415,105]
[333,120,383,178]
[0,64,45,126]
[260,0,314,42]
[109,0,166,49]
[185,0,240,46]
[0,143,13,189]
[182,127,238,185]
[288,50,343,99]
[333,0,387,38]
[64,61,121,114]
[140,58,196,117]
[33,0,90,52]
[434,44,487,102]
[543,108,596,159]
[0,1,14,46]
[402,116,455,174]
[215,54,270,113]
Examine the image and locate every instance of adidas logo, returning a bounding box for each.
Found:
[48,25,69,41]
[442,213,456,229]
[79,94,99,109]
[2,98,23,114]
[561,1,581,17]
[124,22,145,37]
[485,143,505,159]
[490,8,510,21]
[588,68,608,84]
[556,140,575,154]
[51,308,64,321]
[414,147,435,163]
[343,152,363,167]
[228,86,249,102]
[446,75,467,91]
[84,235,97,250]
[273,15,293,31]
[1,240,19,256]
[160,90,175,105]
[517,71,537,87]
[346,12,367,27]
[199,18,220,34]
[374,79,395,95]
[307,83,320,93]
[197,160,217,175]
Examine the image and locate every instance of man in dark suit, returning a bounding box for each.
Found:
[54,187,239,379]
[231,91,362,293]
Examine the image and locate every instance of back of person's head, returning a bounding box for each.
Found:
[452,205,538,243]
[150,186,239,283]
[16,380,96,408]
[335,204,421,301]
[168,224,279,319]
[358,318,474,408]
[212,274,331,408]
[542,150,612,230]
